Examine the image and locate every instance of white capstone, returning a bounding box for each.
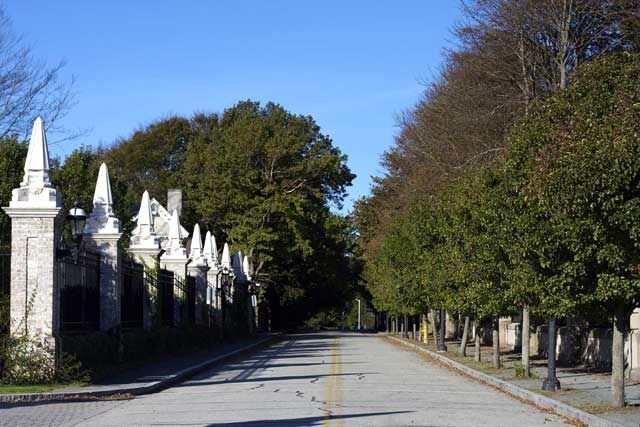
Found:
[85,163,120,234]
[9,117,61,208]
[130,190,159,250]
[164,209,187,259]
[243,255,252,281]
[203,231,219,267]
[233,250,245,279]
[221,242,232,269]
[189,223,207,267]
[131,196,188,248]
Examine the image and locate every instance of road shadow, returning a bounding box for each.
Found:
[204,411,414,426]
[221,361,363,370]
[176,372,379,387]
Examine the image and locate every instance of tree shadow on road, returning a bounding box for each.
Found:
[203,410,414,426]
[175,372,379,387]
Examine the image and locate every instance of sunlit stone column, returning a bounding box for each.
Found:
[83,163,123,332]
[3,117,64,351]
[129,190,161,329]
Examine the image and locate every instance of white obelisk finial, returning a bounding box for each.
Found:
[165,209,187,257]
[85,163,120,234]
[233,250,244,278]
[137,191,153,233]
[221,242,231,269]
[21,116,52,188]
[203,231,219,266]
[9,117,61,208]
[190,223,203,258]
[243,255,251,281]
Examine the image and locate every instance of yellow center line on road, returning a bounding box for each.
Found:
[323,337,342,427]
[335,344,343,427]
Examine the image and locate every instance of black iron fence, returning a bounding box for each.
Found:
[59,251,100,332]
[0,245,9,297]
[186,275,196,324]
[158,268,175,327]
[0,245,9,336]
[121,259,144,329]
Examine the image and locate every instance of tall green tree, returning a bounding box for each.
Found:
[180,101,355,327]
[0,137,27,245]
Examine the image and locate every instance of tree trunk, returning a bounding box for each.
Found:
[493,318,501,369]
[430,310,439,348]
[459,316,470,357]
[385,315,389,333]
[522,305,531,377]
[474,320,482,362]
[412,319,417,340]
[611,307,628,407]
[404,315,409,338]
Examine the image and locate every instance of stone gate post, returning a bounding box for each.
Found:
[203,230,220,327]
[83,163,123,333]
[3,117,63,351]
[129,190,161,330]
[160,209,188,325]
[187,223,208,325]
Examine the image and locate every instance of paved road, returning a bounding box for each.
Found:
[1,332,569,426]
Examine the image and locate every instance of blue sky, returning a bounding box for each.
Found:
[6,1,460,212]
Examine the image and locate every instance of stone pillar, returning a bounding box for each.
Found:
[630,309,640,381]
[207,265,221,326]
[84,234,121,332]
[130,190,161,330]
[203,230,220,328]
[129,246,160,330]
[187,265,208,325]
[84,163,123,333]
[3,117,64,351]
[160,209,188,325]
[187,224,208,325]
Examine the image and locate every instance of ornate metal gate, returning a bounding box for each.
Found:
[59,251,100,332]
[121,259,144,328]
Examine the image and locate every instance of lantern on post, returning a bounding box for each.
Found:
[68,201,87,242]
[57,200,87,263]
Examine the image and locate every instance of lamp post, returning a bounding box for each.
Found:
[542,317,561,391]
[220,266,229,339]
[355,298,361,331]
[438,309,448,352]
[248,280,259,332]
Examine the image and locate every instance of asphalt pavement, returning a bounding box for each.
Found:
[0,332,570,426]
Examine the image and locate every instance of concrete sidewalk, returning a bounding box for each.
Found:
[387,333,640,427]
[0,333,279,403]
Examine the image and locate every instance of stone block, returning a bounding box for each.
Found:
[581,328,612,370]
[631,308,640,330]
[187,264,209,325]
[536,324,548,356]
[506,322,521,351]
[167,189,182,218]
[629,330,640,381]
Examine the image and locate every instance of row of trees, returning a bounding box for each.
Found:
[354,0,640,407]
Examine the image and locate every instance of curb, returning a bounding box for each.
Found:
[386,335,623,427]
[0,334,280,403]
